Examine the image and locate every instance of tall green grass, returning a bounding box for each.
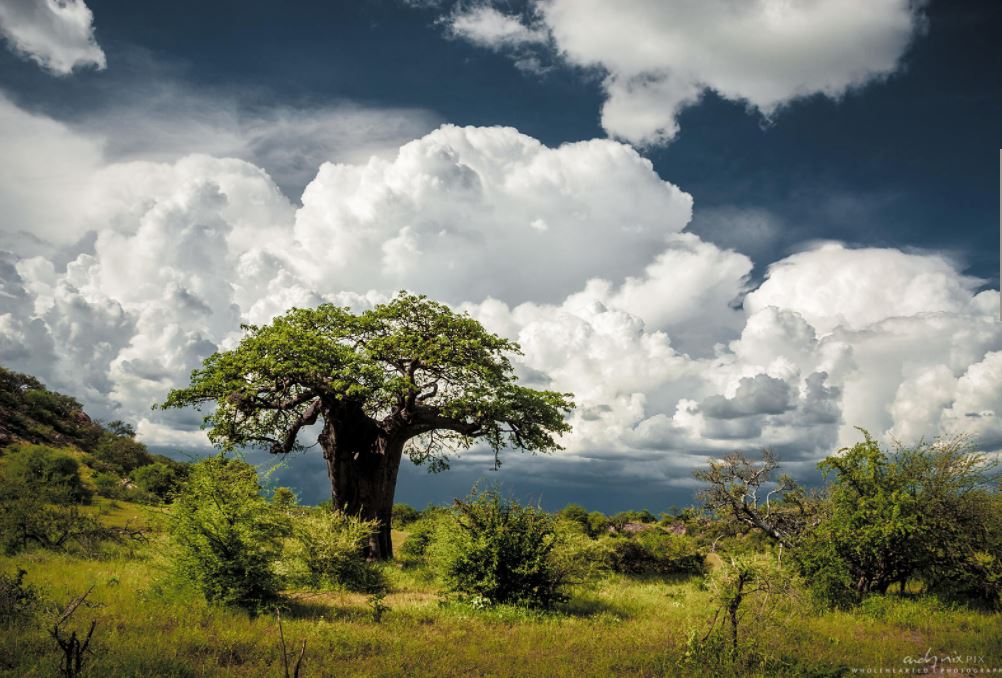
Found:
[2,502,1001,677]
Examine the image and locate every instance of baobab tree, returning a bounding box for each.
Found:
[160,293,574,559]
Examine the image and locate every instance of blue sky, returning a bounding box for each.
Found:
[0,0,999,512]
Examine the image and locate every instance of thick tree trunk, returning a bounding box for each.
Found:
[319,401,404,560]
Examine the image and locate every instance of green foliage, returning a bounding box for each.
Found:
[603,530,705,576]
[932,550,1002,610]
[793,531,858,610]
[92,430,155,474]
[609,509,657,529]
[587,511,610,537]
[548,519,613,584]
[367,591,389,623]
[391,503,420,529]
[1,444,91,504]
[0,568,45,626]
[159,292,573,469]
[0,477,108,555]
[436,488,567,609]
[270,486,298,511]
[398,510,449,565]
[0,444,121,555]
[131,461,187,501]
[285,508,382,591]
[796,431,1001,608]
[169,455,289,610]
[556,503,590,532]
[93,471,129,500]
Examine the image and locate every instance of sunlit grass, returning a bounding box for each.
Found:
[3,503,1001,677]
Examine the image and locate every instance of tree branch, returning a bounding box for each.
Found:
[405,405,481,438]
[269,400,322,454]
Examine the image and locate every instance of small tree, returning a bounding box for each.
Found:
[169,455,289,610]
[92,428,153,475]
[694,450,817,549]
[586,511,610,537]
[700,555,790,657]
[132,461,186,501]
[0,447,107,554]
[0,568,43,626]
[160,293,574,560]
[798,431,1000,606]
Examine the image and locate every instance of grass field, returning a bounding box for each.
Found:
[3,500,1002,677]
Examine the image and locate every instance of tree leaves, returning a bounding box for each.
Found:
[160,292,574,468]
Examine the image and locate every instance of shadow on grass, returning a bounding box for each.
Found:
[620,571,704,585]
[280,594,373,622]
[557,595,634,619]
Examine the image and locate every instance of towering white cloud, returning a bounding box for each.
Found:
[1,94,999,489]
[445,0,925,144]
[0,93,104,246]
[0,0,106,75]
[294,125,694,305]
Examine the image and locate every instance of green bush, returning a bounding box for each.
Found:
[169,455,289,611]
[550,519,612,583]
[925,550,1002,610]
[587,511,610,537]
[132,461,186,501]
[0,445,113,554]
[93,471,129,500]
[271,487,298,511]
[1,444,91,504]
[286,508,382,591]
[609,509,656,530]
[0,568,45,627]
[556,503,590,531]
[92,429,155,474]
[391,503,420,529]
[0,474,107,555]
[436,488,567,609]
[604,530,704,576]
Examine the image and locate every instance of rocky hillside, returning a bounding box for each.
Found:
[0,365,104,450]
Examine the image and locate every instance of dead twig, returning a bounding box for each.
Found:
[276,607,306,678]
[51,586,97,678]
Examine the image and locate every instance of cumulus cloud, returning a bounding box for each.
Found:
[447,5,547,48]
[0,0,106,75]
[0,89,440,252]
[2,94,1000,493]
[294,125,694,305]
[744,242,983,333]
[0,93,105,246]
[442,0,925,144]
